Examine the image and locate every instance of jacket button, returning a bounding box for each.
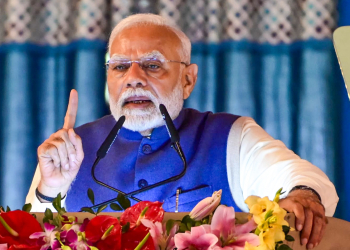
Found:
[138,179,148,188]
[142,144,152,154]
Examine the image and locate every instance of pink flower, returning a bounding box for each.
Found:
[64,230,90,250]
[210,205,259,250]
[141,219,178,250]
[189,190,222,221]
[0,244,7,250]
[60,218,91,250]
[174,226,218,250]
[29,223,58,250]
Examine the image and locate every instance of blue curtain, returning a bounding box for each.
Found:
[0,41,109,208]
[0,1,349,222]
[335,0,350,222]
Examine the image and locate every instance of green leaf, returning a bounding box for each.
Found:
[117,194,131,210]
[43,217,50,224]
[81,207,96,215]
[52,193,62,214]
[53,216,61,227]
[0,206,4,212]
[277,244,293,250]
[181,215,194,224]
[282,225,290,235]
[22,203,32,212]
[45,208,54,220]
[88,188,95,205]
[194,221,201,227]
[166,219,176,235]
[122,222,130,233]
[179,223,187,233]
[110,203,123,211]
[285,235,295,242]
[186,222,192,231]
[31,214,37,219]
[6,206,11,212]
[96,204,108,214]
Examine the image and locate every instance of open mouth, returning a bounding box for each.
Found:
[123,96,153,106]
[124,100,152,104]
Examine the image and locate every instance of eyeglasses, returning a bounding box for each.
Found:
[106,58,189,78]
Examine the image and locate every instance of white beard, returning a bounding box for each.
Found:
[109,84,184,133]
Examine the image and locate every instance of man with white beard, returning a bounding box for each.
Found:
[27,14,338,249]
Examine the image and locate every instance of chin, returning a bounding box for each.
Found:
[111,106,165,132]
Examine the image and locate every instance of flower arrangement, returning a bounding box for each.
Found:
[0,188,294,250]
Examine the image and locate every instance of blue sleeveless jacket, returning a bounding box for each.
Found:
[66,108,240,212]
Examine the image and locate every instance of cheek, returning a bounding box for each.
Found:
[150,73,180,95]
[107,79,123,101]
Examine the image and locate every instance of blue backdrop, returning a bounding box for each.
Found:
[0,0,349,221]
[335,0,350,221]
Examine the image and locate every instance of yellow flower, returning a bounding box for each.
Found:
[244,191,290,250]
[245,196,288,228]
[244,241,269,250]
[245,195,260,209]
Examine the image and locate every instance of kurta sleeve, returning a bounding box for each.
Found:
[226,116,338,216]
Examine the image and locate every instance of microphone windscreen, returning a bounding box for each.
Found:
[159,104,180,143]
[96,115,126,158]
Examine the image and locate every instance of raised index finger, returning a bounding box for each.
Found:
[63,89,78,129]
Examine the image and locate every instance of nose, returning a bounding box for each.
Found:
[124,62,147,88]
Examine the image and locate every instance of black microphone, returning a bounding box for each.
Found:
[96,115,125,159]
[159,104,180,143]
[89,106,187,210]
[89,115,141,210]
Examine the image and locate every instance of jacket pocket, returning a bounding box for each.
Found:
[163,185,213,212]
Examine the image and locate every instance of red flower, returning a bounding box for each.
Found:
[85,215,122,250]
[120,201,164,230]
[8,244,41,250]
[121,226,154,250]
[0,210,42,247]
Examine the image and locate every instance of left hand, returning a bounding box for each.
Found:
[279,189,327,249]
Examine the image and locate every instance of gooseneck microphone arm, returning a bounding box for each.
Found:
[90,116,141,203]
[89,105,187,210]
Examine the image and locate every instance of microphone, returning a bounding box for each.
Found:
[159,104,180,143]
[90,115,142,208]
[89,106,187,210]
[96,116,125,159]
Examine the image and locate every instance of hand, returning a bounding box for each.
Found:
[37,89,84,200]
[279,189,327,249]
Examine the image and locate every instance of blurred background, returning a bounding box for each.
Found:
[0,0,349,221]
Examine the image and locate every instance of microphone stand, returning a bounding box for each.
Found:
[90,141,187,209]
[89,104,187,210]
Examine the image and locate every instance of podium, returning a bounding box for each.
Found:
[33,212,350,250]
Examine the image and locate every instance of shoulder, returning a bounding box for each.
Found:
[182,108,241,125]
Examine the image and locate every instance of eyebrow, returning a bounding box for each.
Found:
[110,50,166,61]
[109,54,129,61]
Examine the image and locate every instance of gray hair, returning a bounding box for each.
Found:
[108,13,191,64]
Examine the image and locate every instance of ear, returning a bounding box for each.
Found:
[182,64,198,100]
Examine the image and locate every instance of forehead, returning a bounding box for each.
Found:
[109,24,182,60]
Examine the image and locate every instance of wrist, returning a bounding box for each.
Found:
[36,188,67,203]
[288,186,322,203]
[37,181,70,201]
